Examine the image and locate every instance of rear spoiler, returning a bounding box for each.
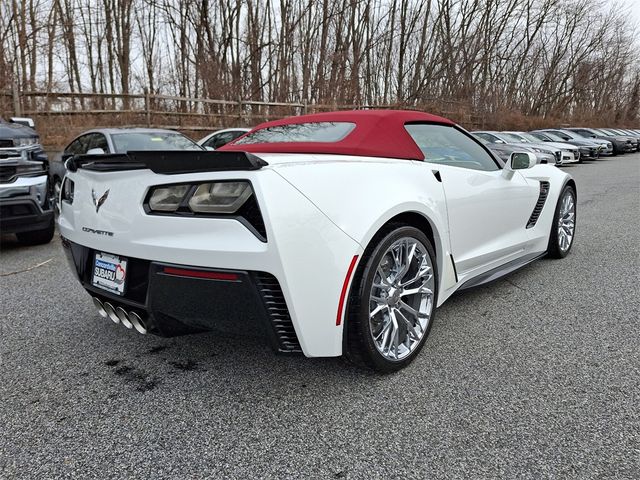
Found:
[65,151,268,174]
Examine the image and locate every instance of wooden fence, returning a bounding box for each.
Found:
[0,85,484,148]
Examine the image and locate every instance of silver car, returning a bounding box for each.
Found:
[473,131,561,165]
[50,128,203,204]
[501,131,581,164]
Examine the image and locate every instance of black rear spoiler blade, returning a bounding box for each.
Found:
[65,151,268,174]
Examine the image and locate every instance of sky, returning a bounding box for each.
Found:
[619,0,640,28]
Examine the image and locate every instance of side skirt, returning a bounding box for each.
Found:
[457,251,546,291]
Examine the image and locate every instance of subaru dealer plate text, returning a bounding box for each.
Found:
[92,252,127,296]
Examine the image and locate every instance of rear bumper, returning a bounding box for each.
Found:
[62,237,302,353]
[0,175,53,234]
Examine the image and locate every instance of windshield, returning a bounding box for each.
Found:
[541,131,566,142]
[556,130,579,139]
[602,129,619,136]
[501,133,527,143]
[234,122,355,144]
[111,132,201,153]
[518,132,542,143]
[569,129,592,138]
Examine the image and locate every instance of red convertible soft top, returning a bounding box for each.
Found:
[219,109,455,160]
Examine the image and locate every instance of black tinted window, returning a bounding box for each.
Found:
[65,135,91,154]
[206,131,244,149]
[405,124,499,171]
[90,134,109,152]
[234,122,355,144]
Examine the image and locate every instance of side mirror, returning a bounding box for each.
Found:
[503,152,536,179]
[86,147,105,155]
[495,139,505,144]
[204,146,215,151]
[10,117,35,128]
[510,152,537,169]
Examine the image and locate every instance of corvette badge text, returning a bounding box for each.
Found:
[82,227,114,237]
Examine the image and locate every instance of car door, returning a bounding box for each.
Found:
[406,124,539,278]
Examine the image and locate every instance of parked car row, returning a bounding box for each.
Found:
[3,118,638,248]
[472,127,640,166]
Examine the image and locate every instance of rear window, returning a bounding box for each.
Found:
[233,122,355,144]
[111,132,201,153]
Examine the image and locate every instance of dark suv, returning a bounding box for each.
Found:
[0,117,54,245]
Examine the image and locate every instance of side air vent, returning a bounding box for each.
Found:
[254,272,302,353]
[526,181,550,228]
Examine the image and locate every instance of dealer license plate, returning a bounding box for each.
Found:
[92,252,127,296]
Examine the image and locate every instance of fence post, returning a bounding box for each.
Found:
[144,87,151,127]
[12,82,21,116]
[238,97,244,125]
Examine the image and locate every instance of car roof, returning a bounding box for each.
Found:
[220,109,455,160]
[82,128,186,135]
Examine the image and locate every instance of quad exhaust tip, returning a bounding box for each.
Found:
[93,297,107,318]
[129,312,148,335]
[102,301,120,324]
[92,297,148,335]
[116,306,133,329]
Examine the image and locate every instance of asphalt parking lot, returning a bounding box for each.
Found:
[1,154,639,479]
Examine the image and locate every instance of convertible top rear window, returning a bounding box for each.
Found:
[234,122,355,144]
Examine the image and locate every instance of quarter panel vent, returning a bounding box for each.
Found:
[526,181,550,229]
[254,272,302,353]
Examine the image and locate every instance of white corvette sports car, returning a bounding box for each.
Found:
[59,110,576,372]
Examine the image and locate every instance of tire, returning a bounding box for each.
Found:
[547,184,576,259]
[345,224,438,372]
[16,218,55,246]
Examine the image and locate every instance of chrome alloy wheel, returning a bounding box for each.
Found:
[368,237,435,361]
[557,190,575,252]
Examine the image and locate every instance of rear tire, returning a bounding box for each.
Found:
[547,185,576,259]
[17,219,55,246]
[345,224,438,372]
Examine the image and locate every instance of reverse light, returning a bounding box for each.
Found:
[188,181,252,213]
[148,185,190,211]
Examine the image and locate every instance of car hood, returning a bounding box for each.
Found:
[561,138,600,147]
[0,121,38,139]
